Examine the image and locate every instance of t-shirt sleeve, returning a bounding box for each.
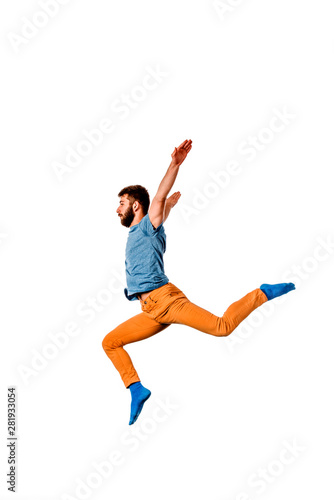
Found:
[139,214,163,237]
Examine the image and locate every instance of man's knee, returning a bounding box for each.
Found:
[102,331,122,351]
[220,329,233,337]
[217,317,235,337]
[102,335,109,352]
[215,329,232,337]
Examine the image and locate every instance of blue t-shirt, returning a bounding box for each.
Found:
[124,214,169,301]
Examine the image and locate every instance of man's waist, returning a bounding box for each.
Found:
[137,291,152,301]
[136,280,170,301]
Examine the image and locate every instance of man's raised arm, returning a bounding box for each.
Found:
[148,139,192,229]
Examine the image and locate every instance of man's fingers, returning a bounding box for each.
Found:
[178,139,192,148]
[181,140,192,153]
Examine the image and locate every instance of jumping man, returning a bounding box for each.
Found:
[102,139,295,425]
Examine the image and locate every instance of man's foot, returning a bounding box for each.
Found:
[128,382,151,425]
[260,282,295,301]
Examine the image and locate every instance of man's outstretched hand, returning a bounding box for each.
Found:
[166,191,181,208]
[163,191,181,222]
[171,139,192,167]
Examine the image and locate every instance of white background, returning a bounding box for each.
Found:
[0,1,333,499]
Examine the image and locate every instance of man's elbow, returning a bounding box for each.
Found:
[153,194,167,203]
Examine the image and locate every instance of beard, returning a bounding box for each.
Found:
[119,205,135,227]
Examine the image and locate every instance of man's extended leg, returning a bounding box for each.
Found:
[156,284,294,336]
[102,313,170,424]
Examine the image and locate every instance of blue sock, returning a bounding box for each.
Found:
[128,382,151,425]
[260,282,295,301]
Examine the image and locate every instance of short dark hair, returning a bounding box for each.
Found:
[118,185,150,215]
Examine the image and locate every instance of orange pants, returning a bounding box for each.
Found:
[102,282,268,388]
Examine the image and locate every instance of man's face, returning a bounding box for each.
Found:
[116,195,135,227]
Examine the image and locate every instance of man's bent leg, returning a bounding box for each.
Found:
[161,288,268,336]
[102,312,170,388]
